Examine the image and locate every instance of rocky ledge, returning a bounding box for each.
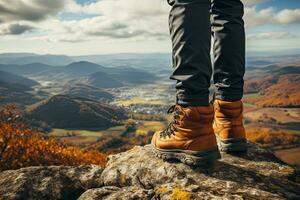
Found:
[0,143,300,200]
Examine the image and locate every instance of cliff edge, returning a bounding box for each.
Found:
[0,143,300,200]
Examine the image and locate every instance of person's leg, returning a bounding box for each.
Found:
[211,0,247,153]
[151,0,220,166]
[168,0,212,106]
[211,0,245,101]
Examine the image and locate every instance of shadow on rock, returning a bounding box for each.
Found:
[100,144,300,199]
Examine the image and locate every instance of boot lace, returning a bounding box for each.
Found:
[160,105,182,138]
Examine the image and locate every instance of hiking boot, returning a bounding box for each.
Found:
[151,105,221,166]
[213,100,247,153]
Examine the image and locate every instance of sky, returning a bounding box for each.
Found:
[0,0,299,55]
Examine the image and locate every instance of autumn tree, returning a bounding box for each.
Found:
[0,104,107,171]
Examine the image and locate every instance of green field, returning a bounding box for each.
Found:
[48,119,167,146]
[114,97,163,106]
[135,121,166,135]
[49,126,126,137]
[49,119,167,138]
[244,93,261,98]
[49,119,166,139]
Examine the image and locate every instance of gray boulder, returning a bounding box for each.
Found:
[0,165,103,200]
[0,143,299,200]
[100,143,300,199]
[78,186,154,200]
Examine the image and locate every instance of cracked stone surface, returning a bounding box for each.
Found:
[101,143,300,199]
[0,143,299,200]
[0,165,103,200]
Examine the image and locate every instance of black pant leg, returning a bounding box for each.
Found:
[211,0,245,102]
[168,0,212,106]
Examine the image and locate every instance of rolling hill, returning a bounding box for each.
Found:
[0,63,54,76]
[0,82,40,106]
[244,65,300,107]
[0,53,73,66]
[105,66,157,84]
[0,71,43,106]
[61,84,114,101]
[66,62,156,87]
[26,95,127,128]
[84,71,124,88]
[0,61,157,87]
[0,71,39,87]
[24,61,107,80]
[63,61,107,76]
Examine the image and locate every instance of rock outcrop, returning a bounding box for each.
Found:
[1,143,300,200]
[0,165,103,200]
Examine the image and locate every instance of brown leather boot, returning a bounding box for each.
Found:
[213,100,247,153]
[151,105,221,166]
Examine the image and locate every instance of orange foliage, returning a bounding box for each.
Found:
[244,74,300,107]
[246,127,300,148]
[0,104,107,171]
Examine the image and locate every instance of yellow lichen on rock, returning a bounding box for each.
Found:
[155,186,169,194]
[171,187,192,200]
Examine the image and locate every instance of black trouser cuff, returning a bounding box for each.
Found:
[215,90,243,102]
[176,94,209,106]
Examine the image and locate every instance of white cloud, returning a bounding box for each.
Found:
[0,22,34,35]
[52,0,170,40]
[276,9,300,24]
[68,0,299,38]
[244,7,274,27]
[0,0,170,40]
[244,7,300,27]
[66,0,168,17]
[0,0,299,50]
[247,31,291,40]
[0,0,67,23]
[242,0,266,6]
[1,0,300,38]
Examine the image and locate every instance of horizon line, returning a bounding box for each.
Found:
[1,48,300,57]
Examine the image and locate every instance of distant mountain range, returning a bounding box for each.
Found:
[0,70,39,87]
[1,52,300,74]
[0,61,157,88]
[26,95,127,128]
[0,52,299,131]
[0,53,73,66]
[0,59,160,117]
[0,57,158,129]
[0,63,55,76]
[0,53,171,73]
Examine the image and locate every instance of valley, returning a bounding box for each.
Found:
[0,52,299,165]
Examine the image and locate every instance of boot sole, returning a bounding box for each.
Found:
[151,144,221,166]
[217,137,248,153]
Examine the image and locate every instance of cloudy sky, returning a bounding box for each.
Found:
[0,0,299,55]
